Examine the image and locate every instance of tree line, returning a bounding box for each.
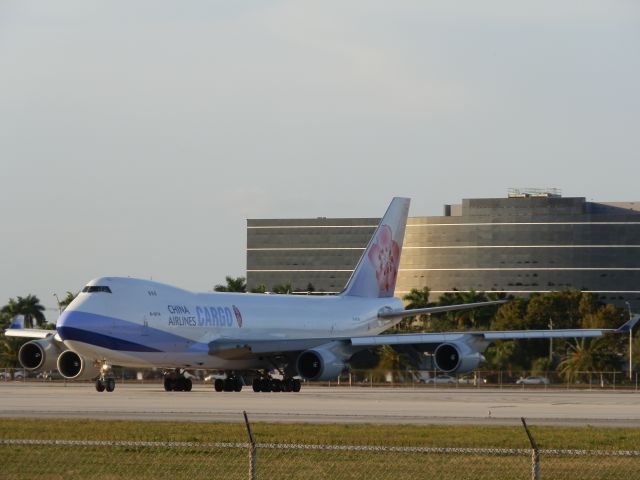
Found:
[395,286,633,382]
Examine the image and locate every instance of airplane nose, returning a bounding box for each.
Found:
[56,310,84,341]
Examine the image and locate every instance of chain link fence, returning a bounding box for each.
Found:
[1,416,639,480]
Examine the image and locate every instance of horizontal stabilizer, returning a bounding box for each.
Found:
[378,300,507,320]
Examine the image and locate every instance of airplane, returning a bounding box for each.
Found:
[6,197,639,393]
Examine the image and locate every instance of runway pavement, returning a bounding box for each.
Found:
[1,382,639,426]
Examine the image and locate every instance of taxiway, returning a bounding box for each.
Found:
[1,383,639,426]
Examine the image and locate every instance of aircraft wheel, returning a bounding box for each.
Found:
[292,379,301,393]
[164,378,174,391]
[106,378,116,392]
[214,378,224,392]
[185,378,192,392]
[233,378,243,392]
[271,379,282,392]
[282,379,292,392]
[95,379,106,392]
[252,378,261,392]
[260,379,271,393]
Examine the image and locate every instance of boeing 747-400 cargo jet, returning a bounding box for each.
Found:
[7,198,638,393]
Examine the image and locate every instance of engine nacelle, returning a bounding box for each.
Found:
[57,350,100,380]
[19,338,62,371]
[433,342,484,374]
[297,348,346,381]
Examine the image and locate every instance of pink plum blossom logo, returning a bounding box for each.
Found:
[367,224,400,295]
[232,305,243,328]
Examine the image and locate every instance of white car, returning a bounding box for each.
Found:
[458,375,487,385]
[516,376,550,385]
[425,374,456,385]
[0,370,26,379]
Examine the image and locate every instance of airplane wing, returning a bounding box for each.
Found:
[4,314,57,339]
[352,327,608,347]
[378,300,507,320]
[352,314,639,347]
[4,328,56,339]
[208,315,640,361]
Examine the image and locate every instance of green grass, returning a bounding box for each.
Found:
[1,419,639,479]
[2,418,640,449]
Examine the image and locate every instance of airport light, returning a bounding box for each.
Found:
[626,302,633,380]
[53,293,61,315]
[548,318,553,361]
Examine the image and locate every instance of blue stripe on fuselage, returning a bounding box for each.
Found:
[57,326,162,352]
[57,310,193,353]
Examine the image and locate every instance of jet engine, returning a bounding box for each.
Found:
[57,350,100,380]
[19,338,62,371]
[433,342,484,374]
[296,348,346,381]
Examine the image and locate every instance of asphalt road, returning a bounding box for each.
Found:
[1,382,639,426]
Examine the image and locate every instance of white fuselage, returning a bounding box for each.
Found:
[57,277,403,370]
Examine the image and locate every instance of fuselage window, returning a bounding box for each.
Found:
[81,286,112,293]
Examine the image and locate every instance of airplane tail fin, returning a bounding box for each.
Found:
[341,197,410,298]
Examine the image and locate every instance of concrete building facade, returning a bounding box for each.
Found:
[246,193,640,308]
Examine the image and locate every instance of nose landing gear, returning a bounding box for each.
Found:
[95,364,115,393]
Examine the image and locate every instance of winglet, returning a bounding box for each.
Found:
[616,314,640,333]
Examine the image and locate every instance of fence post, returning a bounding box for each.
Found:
[521,417,540,480]
[243,411,257,480]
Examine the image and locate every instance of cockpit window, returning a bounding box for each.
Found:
[82,286,112,293]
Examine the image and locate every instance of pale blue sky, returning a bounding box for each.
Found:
[1,1,638,319]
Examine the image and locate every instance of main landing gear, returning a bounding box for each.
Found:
[163,369,193,392]
[252,376,301,393]
[95,364,115,393]
[214,375,243,392]
[209,371,302,393]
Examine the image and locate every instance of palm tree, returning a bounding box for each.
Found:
[371,346,415,383]
[401,287,432,331]
[214,276,247,293]
[403,287,432,310]
[271,283,292,294]
[450,290,490,330]
[484,340,518,373]
[57,291,77,312]
[558,338,619,383]
[1,295,46,328]
[0,335,24,370]
[249,284,267,294]
[0,299,19,324]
